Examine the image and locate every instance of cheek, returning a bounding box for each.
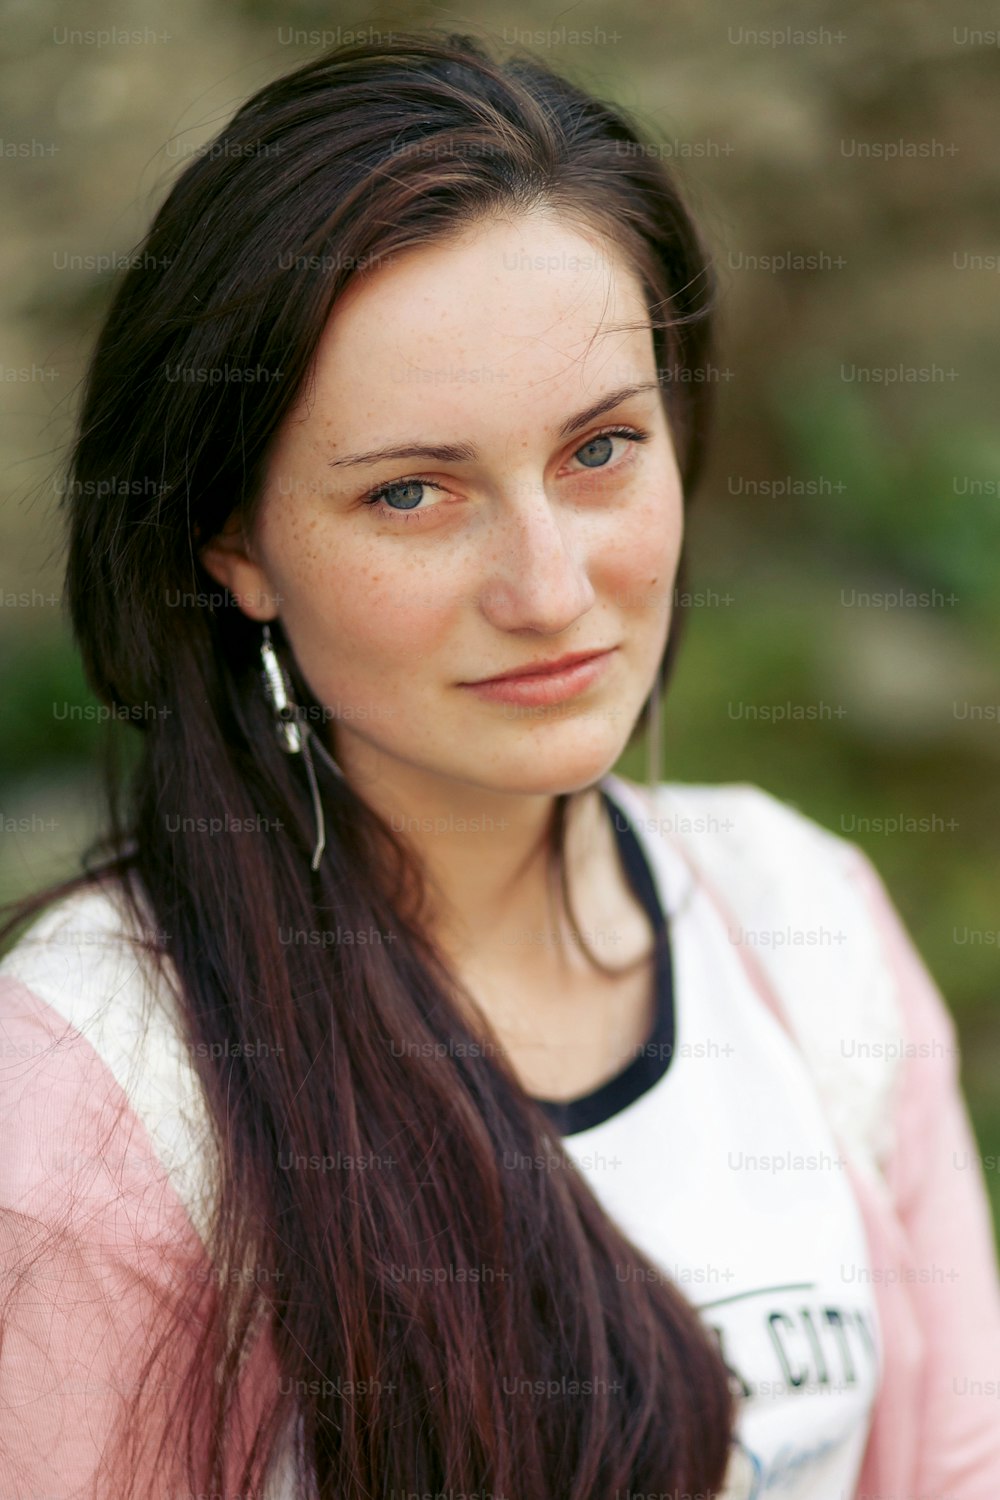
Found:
[597,468,682,620]
[269,522,458,689]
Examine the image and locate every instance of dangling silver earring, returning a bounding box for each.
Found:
[259,623,343,871]
[260,622,304,753]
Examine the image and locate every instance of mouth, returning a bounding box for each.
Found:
[457,647,619,707]
[459,647,618,686]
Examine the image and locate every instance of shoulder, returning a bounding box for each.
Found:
[613,772,861,866]
[607,773,875,911]
[0,879,217,1245]
[605,773,909,1174]
[0,885,226,1494]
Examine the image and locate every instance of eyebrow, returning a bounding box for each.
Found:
[325,381,661,469]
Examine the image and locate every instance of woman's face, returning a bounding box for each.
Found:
[201,211,685,803]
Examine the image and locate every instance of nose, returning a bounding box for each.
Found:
[476,482,596,633]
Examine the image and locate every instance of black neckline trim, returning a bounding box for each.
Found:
[529,784,676,1136]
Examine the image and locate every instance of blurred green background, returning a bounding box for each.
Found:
[2,1,998,1233]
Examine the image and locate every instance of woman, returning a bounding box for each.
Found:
[1,29,998,1500]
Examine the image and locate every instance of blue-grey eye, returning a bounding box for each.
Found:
[575,434,614,468]
[379,480,424,510]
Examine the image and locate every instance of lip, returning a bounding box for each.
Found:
[458,647,618,707]
[461,647,617,686]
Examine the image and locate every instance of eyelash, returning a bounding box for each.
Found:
[358,424,651,523]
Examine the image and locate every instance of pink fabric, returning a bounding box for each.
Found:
[674,834,1000,1500]
[0,975,278,1498]
[850,848,1000,1500]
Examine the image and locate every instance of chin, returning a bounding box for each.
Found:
[483,736,624,798]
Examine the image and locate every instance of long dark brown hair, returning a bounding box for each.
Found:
[1,29,736,1499]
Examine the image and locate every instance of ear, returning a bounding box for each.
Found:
[198,511,280,622]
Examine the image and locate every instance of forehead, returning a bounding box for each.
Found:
[298,212,655,439]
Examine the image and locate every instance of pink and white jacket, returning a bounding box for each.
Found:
[1,773,999,1497]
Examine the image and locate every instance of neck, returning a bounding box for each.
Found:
[333,748,611,966]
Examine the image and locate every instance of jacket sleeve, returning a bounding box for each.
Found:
[845,845,1000,1496]
[0,972,268,1498]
